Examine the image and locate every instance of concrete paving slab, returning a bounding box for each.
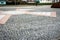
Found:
[0,15,11,24]
[1,11,56,17]
[0,15,5,20]
[26,12,56,17]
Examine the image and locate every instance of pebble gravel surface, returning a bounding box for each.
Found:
[0,6,60,40]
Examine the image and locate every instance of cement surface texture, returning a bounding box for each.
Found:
[0,15,5,20]
[0,15,11,24]
[0,7,56,17]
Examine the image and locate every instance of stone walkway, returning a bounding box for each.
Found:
[0,5,60,40]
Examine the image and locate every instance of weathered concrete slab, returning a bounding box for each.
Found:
[26,12,56,17]
[0,11,56,17]
[0,15,11,24]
